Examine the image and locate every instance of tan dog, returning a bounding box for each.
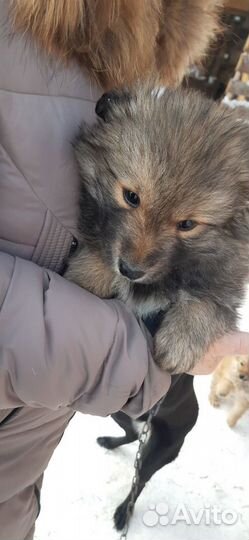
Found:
[209,355,249,427]
[10,0,222,89]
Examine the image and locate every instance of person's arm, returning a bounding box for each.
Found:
[190,332,249,375]
[0,253,170,417]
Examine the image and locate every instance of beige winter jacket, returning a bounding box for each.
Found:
[0,1,171,424]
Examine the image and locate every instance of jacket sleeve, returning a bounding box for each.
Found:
[0,253,171,417]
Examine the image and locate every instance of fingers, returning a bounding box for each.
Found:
[188,332,249,376]
[207,332,249,358]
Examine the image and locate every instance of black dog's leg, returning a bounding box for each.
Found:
[113,418,183,530]
[97,411,138,450]
[114,374,199,530]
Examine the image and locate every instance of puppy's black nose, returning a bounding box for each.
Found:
[119,259,144,281]
[239,374,246,380]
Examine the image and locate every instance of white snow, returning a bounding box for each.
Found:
[35,290,249,540]
[223,96,249,109]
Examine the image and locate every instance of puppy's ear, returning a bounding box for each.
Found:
[95,90,132,122]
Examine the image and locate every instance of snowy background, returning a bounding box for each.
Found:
[35,290,249,540]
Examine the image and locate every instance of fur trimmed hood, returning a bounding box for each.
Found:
[9,0,223,89]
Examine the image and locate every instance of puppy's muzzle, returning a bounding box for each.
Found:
[119,259,145,281]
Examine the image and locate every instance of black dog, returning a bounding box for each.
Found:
[98,374,198,530]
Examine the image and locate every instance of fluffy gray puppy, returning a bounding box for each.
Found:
[66,86,249,373]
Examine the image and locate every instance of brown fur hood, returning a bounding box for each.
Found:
[9,0,223,89]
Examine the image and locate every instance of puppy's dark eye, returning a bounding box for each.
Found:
[123,189,140,208]
[177,220,197,231]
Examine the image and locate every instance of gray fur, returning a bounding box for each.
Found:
[66,86,249,373]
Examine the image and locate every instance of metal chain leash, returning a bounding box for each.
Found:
[119,396,164,540]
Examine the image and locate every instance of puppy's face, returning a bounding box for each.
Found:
[234,356,249,382]
[75,88,249,287]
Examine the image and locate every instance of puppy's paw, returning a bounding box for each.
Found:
[153,292,226,374]
[65,247,118,297]
[227,415,237,428]
[209,393,220,408]
[154,323,200,373]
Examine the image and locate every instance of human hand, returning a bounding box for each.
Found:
[189,331,249,375]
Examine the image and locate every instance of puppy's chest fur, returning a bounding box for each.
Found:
[231,377,249,400]
[116,279,172,318]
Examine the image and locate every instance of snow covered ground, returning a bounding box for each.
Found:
[35,291,249,540]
